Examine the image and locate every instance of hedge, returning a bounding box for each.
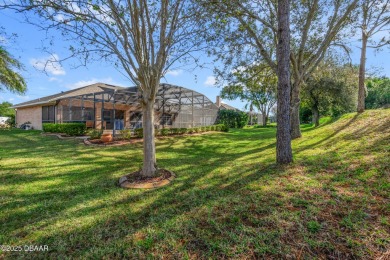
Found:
[43,123,86,136]
[134,128,143,138]
[216,110,248,128]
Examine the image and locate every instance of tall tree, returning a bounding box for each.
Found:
[302,61,358,126]
[3,0,204,177]
[0,46,26,94]
[276,0,292,164]
[220,64,277,126]
[200,0,358,139]
[357,0,390,113]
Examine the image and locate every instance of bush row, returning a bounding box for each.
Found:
[43,123,86,136]
[132,124,228,138]
[216,110,248,129]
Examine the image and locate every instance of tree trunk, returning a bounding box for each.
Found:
[357,31,367,113]
[312,106,320,127]
[141,100,157,177]
[290,82,301,139]
[276,0,293,164]
[262,113,267,126]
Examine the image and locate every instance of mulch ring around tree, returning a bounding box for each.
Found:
[118,169,175,189]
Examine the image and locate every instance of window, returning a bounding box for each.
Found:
[42,106,55,123]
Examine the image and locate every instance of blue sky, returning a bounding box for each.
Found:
[1,9,389,111]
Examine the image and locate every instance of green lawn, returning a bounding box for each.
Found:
[0,109,389,259]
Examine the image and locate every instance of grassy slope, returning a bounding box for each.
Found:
[0,109,389,259]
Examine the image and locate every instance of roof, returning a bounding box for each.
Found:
[220,103,241,112]
[13,83,218,110]
[13,83,124,108]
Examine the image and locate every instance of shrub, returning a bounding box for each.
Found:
[119,129,132,140]
[43,123,87,136]
[186,128,194,134]
[134,128,143,138]
[200,126,206,132]
[62,123,86,136]
[43,123,61,133]
[214,124,222,131]
[221,124,229,132]
[193,127,200,133]
[210,125,216,131]
[87,129,103,139]
[170,128,180,135]
[179,128,187,134]
[216,109,248,128]
[160,128,169,136]
[5,114,15,127]
[43,123,86,136]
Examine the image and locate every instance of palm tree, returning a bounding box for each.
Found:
[0,46,26,94]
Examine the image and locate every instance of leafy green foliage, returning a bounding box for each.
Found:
[87,129,103,140]
[0,46,27,94]
[301,61,358,124]
[160,128,169,136]
[217,109,248,128]
[43,123,86,136]
[119,129,132,140]
[5,114,15,127]
[134,128,143,138]
[365,77,390,109]
[0,101,14,117]
[220,64,277,126]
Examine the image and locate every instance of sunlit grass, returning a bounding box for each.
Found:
[0,109,389,258]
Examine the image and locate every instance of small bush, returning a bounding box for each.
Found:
[62,123,86,136]
[134,128,143,138]
[210,125,216,131]
[170,128,180,135]
[160,128,169,136]
[193,127,200,133]
[5,114,15,127]
[186,128,194,134]
[87,129,103,139]
[119,129,132,140]
[179,128,187,134]
[221,124,229,132]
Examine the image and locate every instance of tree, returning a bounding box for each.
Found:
[0,101,14,116]
[4,0,205,177]
[200,0,358,139]
[276,0,293,164]
[220,64,277,126]
[365,76,390,109]
[302,62,358,126]
[0,46,26,94]
[357,0,390,113]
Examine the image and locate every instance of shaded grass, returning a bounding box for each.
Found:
[0,109,389,259]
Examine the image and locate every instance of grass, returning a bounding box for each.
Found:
[0,109,389,259]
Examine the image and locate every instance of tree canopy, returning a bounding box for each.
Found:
[0,46,26,95]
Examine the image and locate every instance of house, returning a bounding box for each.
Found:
[13,83,219,131]
[215,96,241,111]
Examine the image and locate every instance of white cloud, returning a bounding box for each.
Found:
[166,69,183,76]
[30,54,66,76]
[9,98,14,102]
[48,77,62,82]
[66,77,121,90]
[204,76,216,86]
